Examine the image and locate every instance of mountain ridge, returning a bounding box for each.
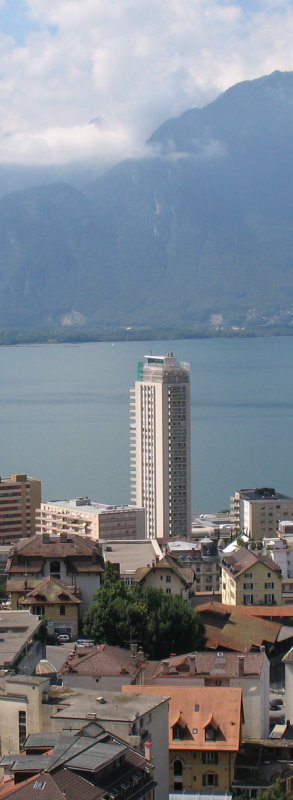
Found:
[1,70,293,329]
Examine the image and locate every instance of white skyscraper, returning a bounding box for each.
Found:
[130,353,191,539]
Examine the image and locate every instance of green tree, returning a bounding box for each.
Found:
[83,571,205,658]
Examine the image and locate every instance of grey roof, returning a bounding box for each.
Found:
[65,740,126,771]
[104,539,161,574]
[283,646,293,663]
[0,610,42,668]
[50,689,169,722]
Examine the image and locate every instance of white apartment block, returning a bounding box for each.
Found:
[36,497,146,542]
[130,354,191,539]
[231,487,293,540]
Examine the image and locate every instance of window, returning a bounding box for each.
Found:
[60,604,66,615]
[203,773,218,787]
[33,604,45,616]
[205,725,216,741]
[174,759,183,776]
[202,752,218,765]
[244,582,253,590]
[243,594,254,605]
[50,560,61,578]
[267,572,271,577]
[265,582,274,589]
[166,575,171,583]
[166,588,171,594]
[19,710,27,748]
[173,724,184,740]
[244,572,252,578]
[265,594,275,605]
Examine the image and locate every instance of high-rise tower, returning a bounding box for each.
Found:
[130,353,191,539]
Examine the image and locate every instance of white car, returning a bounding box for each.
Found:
[57,634,70,644]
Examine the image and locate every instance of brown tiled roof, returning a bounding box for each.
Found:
[198,606,284,653]
[197,601,293,619]
[0,774,65,800]
[61,644,145,677]
[18,576,81,606]
[6,561,45,574]
[150,650,265,678]
[222,547,281,578]
[135,554,194,585]
[8,535,103,561]
[123,684,242,751]
[53,768,104,800]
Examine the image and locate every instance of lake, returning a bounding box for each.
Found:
[1,337,293,513]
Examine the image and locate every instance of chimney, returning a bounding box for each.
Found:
[144,740,153,761]
[238,655,245,677]
[60,533,67,544]
[162,660,169,675]
[136,648,145,663]
[130,642,138,656]
[42,533,50,543]
[188,655,196,675]
[92,547,98,564]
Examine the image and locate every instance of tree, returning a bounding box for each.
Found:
[83,569,205,658]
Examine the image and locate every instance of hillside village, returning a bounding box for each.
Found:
[2,356,293,799]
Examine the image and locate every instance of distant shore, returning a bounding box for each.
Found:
[0,324,293,345]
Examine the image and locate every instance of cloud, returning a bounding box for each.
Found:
[0,0,292,165]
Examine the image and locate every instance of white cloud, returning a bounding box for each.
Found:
[0,0,292,165]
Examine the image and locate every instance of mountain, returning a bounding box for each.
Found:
[1,70,293,330]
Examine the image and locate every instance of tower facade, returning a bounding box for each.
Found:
[130,354,191,539]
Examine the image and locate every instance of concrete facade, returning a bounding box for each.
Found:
[36,498,146,542]
[231,487,293,541]
[0,474,41,544]
[130,354,191,539]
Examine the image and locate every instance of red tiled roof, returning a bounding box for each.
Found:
[150,650,265,678]
[123,684,242,751]
[61,644,145,677]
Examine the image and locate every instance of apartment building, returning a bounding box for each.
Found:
[0,473,41,544]
[130,354,191,539]
[167,538,221,594]
[124,684,242,794]
[231,487,293,540]
[134,554,194,599]
[0,724,156,800]
[145,649,270,739]
[5,532,104,615]
[36,497,145,542]
[221,547,282,606]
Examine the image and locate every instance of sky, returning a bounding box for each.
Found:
[0,0,293,166]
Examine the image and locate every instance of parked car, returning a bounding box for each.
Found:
[270,699,283,711]
[57,634,71,644]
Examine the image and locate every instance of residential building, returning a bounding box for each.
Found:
[124,684,242,794]
[36,498,145,542]
[0,474,41,545]
[134,554,194,599]
[263,523,293,603]
[283,646,293,723]
[50,689,169,800]
[0,610,44,674]
[145,649,270,739]
[0,722,156,800]
[17,576,81,638]
[166,538,221,594]
[60,643,149,691]
[0,675,55,754]
[221,546,282,606]
[0,681,168,797]
[102,539,162,586]
[230,487,293,540]
[5,533,104,615]
[130,354,191,539]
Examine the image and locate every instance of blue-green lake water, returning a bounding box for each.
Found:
[1,337,293,513]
